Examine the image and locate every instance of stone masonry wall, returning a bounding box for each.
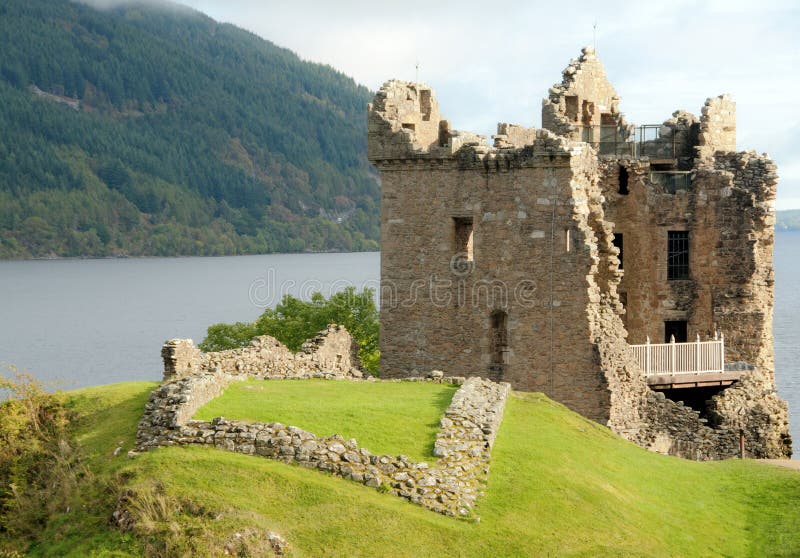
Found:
[541,46,627,143]
[368,47,791,460]
[697,95,737,162]
[372,108,617,423]
[161,324,363,381]
[136,366,511,517]
[597,137,789,458]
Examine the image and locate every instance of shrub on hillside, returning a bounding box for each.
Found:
[200,287,380,375]
[0,369,88,550]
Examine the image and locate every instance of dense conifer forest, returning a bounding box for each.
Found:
[0,0,379,258]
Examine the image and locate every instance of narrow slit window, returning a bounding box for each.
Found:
[565,95,579,121]
[453,217,474,273]
[612,233,623,269]
[490,310,508,377]
[667,231,689,280]
[565,228,571,252]
[419,89,432,121]
[618,164,629,195]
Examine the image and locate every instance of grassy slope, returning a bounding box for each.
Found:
[193,379,458,462]
[29,382,800,557]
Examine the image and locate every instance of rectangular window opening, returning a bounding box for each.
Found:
[612,233,623,269]
[618,164,629,195]
[453,217,474,267]
[490,310,508,380]
[565,228,571,252]
[565,95,579,121]
[665,320,688,343]
[667,231,689,280]
[419,89,432,121]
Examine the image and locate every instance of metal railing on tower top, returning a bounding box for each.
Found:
[587,125,678,159]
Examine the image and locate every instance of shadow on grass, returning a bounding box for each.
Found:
[67,381,158,466]
[421,386,459,459]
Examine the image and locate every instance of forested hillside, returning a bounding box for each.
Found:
[777,210,800,231]
[0,0,379,258]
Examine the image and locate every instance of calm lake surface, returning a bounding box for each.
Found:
[2,235,800,449]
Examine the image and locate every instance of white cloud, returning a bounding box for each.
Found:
[171,0,800,207]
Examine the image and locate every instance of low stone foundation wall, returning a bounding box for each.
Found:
[137,373,510,516]
[137,326,512,516]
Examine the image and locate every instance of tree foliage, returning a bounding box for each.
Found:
[0,0,379,258]
[200,287,380,375]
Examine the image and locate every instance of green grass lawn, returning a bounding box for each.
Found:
[19,382,800,557]
[193,379,458,462]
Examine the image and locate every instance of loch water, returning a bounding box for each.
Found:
[1,235,799,450]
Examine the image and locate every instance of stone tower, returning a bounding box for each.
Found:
[367,47,791,459]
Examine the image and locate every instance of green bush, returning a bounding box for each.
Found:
[200,287,380,375]
[0,369,88,551]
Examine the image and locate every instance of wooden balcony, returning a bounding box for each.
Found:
[629,334,740,390]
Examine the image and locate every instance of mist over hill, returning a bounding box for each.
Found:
[0,0,379,257]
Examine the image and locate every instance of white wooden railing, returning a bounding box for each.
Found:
[629,334,725,377]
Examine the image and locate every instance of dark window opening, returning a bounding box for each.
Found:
[664,320,687,343]
[419,89,432,121]
[438,120,451,147]
[453,217,473,260]
[618,164,629,195]
[651,163,674,172]
[401,123,415,132]
[654,385,731,421]
[612,233,623,269]
[490,310,508,379]
[452,217,474,273]
[565,95,579,121]
[667,231,689,280]
[582,100,595,125]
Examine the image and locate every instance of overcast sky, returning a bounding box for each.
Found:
[164,1,800,208]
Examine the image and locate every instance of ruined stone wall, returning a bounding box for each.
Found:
[597,121,789,457]
[697,95,737,161]
[136,371,511,517]
[541,46,625,142]
[368,50,791,460]
[373,104,617,422]
[161,325,363,381]
[367,80,452,160]
[599,157,705,345]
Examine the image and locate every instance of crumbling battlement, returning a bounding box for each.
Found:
[541,45,628,142]
[697,94,737,162]
[160,324,362,381]
[369,46,791,459]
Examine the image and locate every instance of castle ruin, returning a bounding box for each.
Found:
[367,46,792,460]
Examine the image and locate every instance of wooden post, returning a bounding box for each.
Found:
[670,334,676,374]
[696,334,701,374]
[739,430,745,459]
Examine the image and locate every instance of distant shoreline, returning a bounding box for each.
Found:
[0,249,380,263]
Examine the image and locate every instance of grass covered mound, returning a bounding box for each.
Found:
[11,381,800,557]
[194,379,458,462]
